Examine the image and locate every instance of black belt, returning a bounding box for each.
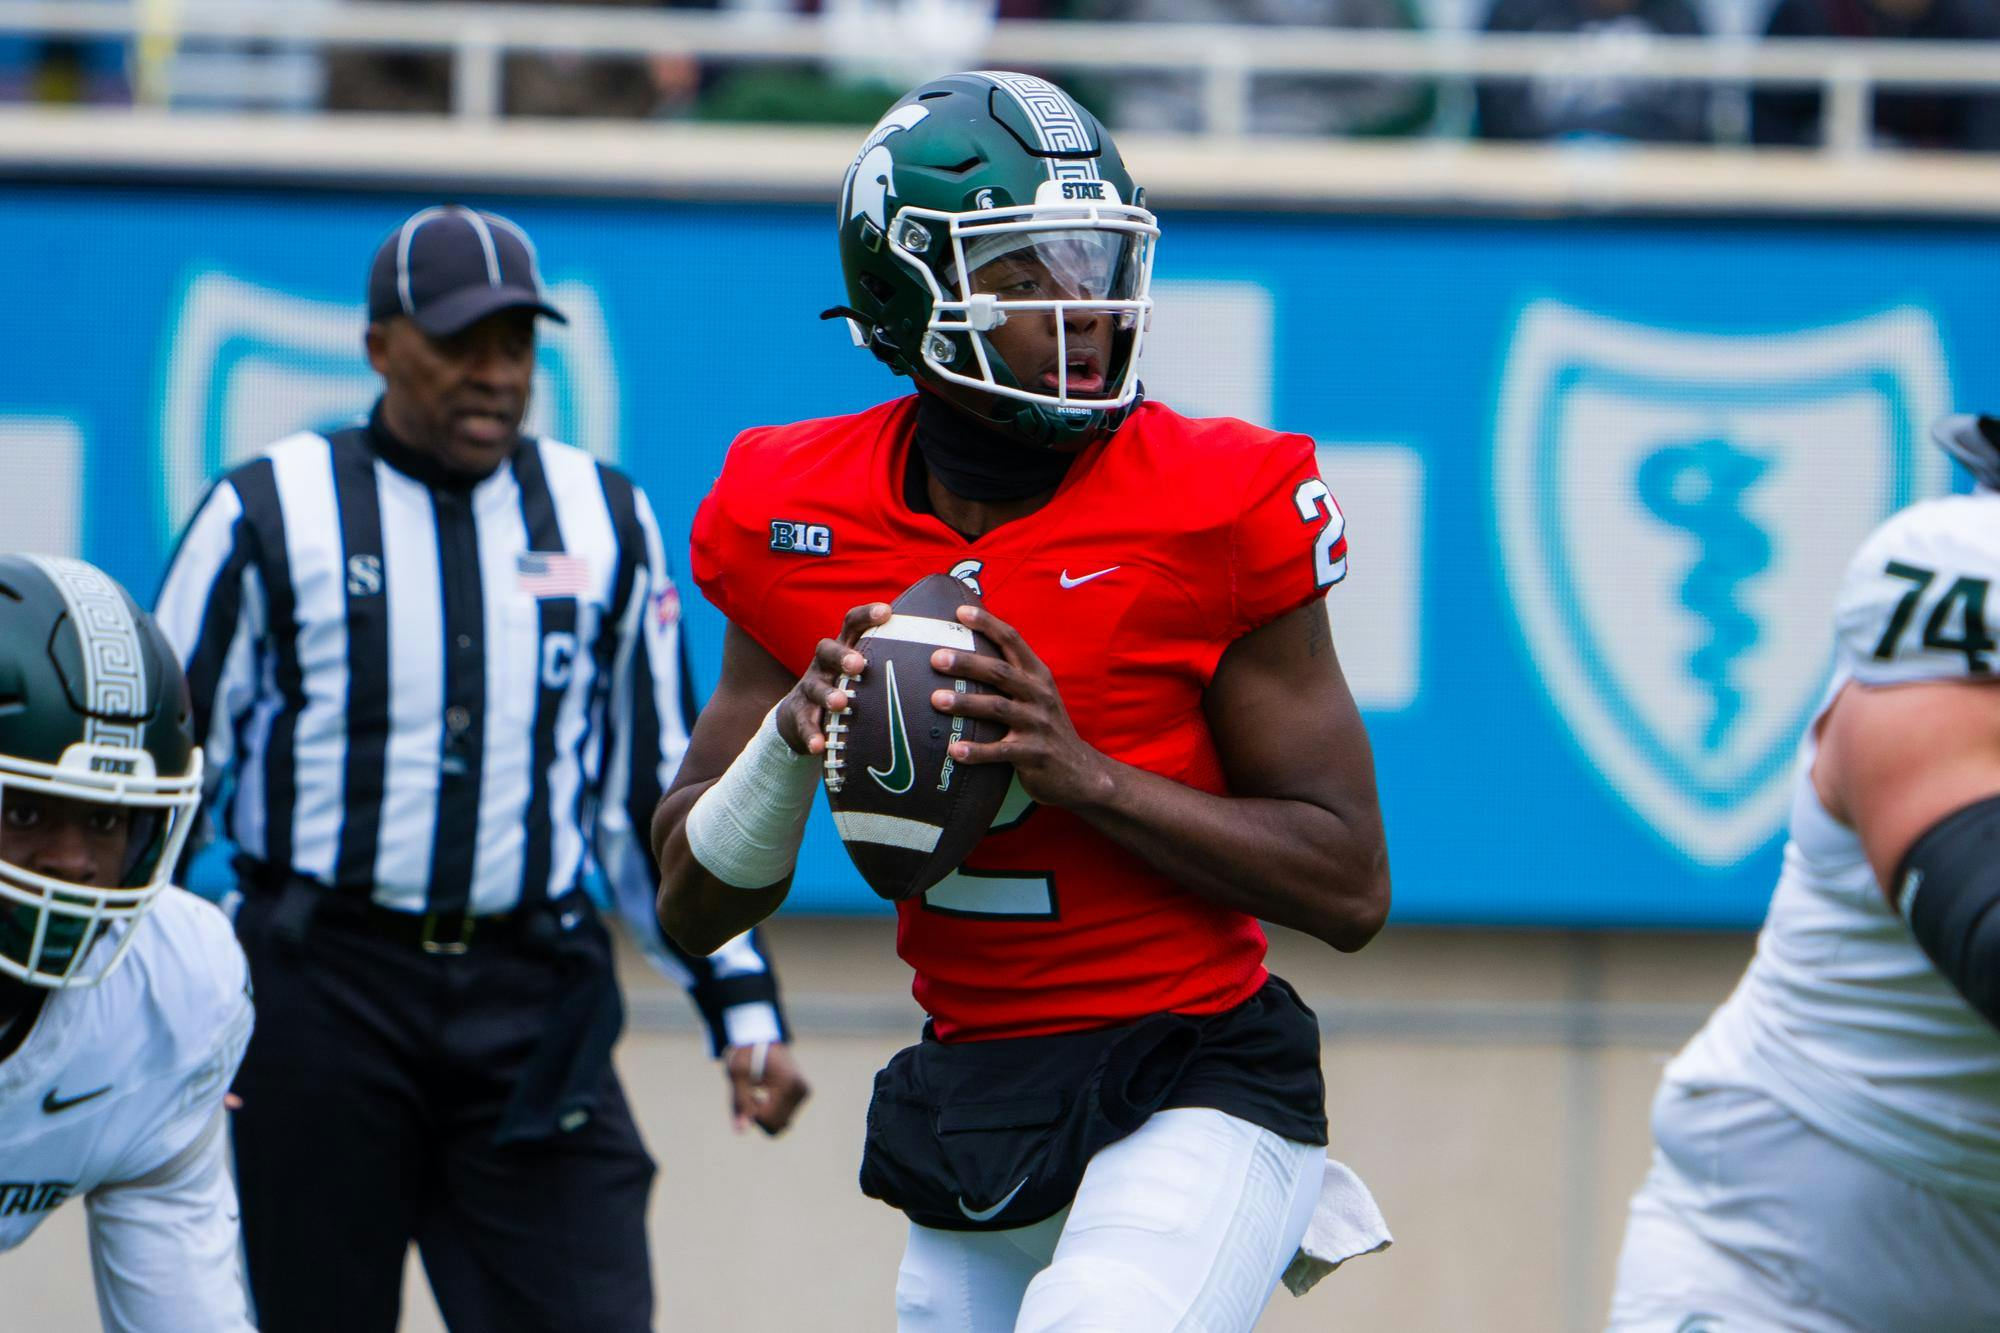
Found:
[235,857,521,956]
[315,894,516,956]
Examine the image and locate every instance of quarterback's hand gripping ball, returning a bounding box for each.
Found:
[823,574,1013,901]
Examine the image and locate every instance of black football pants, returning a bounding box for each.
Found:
[229,890,656,1333]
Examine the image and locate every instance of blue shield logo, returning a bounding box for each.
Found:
[1495,300,1950,865]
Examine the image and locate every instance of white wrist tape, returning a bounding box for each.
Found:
[685,705,820,889]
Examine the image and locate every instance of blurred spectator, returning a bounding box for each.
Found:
[327,0,717,118]
[0,0,328,111]
[0,35,129,105]
[0,0,130,105]
[1476,0,1713,143]
[697,0,1027,127]
[324,41,449,116]
[1066,0,1435,138]
[166,37,327,113]
[693,67,904,124]
[1752,0,2000,152]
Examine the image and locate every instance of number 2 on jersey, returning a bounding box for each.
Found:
[1293,478,1347,589]
[921,779,1056,920]
[1872,560,1996,673]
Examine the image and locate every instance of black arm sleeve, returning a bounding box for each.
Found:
[1898,793,2000,1032]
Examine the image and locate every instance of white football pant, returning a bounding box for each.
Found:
[894,1107,1323,1333]
[1608,1081,2000,1332]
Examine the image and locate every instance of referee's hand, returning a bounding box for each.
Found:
[723,1041,810,1137]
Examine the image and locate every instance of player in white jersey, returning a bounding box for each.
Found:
[0,553,254,1332]
[1608,416,2000,1332]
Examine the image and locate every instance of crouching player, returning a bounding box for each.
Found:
[0,554,252,1331]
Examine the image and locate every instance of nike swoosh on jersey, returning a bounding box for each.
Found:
[42,1084,113,1114]
[1059,566,1120,589]
[956,1176,1030,1223]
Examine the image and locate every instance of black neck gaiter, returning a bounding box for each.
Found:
[911,392,1075,504]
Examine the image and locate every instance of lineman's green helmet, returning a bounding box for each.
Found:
[832,70,1159,449]
[0,555,201,989]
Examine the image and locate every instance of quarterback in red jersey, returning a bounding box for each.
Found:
[655,70,1392,1331]
[691,396,1341,1043]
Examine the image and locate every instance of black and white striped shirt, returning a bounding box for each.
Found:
[155,407,781,1051]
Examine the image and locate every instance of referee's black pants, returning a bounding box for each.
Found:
[230,888,656,1333]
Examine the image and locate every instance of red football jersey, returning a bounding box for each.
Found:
[691,396,1345,1041]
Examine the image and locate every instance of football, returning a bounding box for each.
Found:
[823,573,1014,901]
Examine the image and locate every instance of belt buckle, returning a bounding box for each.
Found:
[420,910,474,956]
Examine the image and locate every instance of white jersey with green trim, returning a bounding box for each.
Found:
[0,888,253,1330]
[1668,488,2000,1203]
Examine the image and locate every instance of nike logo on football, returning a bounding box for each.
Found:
[42,1085,113,1114]
[957,1176,1030,1223]
[1059,566,1120,589]
[867,659,916,795]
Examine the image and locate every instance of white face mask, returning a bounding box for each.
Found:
[0,746,201,990]
[889,194,1160,413]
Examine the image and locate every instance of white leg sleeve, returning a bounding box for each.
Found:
[896,1212,1064,1333]
[1016,1107,1323,1333]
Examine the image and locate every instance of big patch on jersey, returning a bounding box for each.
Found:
[824,574,1013,901]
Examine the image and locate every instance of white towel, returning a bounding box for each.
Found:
[1281,1156,1393,1297]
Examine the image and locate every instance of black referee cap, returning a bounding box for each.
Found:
[367,206,568,338]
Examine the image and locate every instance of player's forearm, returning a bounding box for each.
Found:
[87,1112,255,1333]
[1070,761,1390,950]
[654,783,792,956]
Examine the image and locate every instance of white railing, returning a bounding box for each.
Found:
[7,0,2000,153]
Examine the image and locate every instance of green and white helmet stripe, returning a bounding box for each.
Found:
[24,555,150,755]
[970,70,1099,175]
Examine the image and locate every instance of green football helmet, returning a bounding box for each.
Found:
[833,70,1159,449]
[0,555,201,989]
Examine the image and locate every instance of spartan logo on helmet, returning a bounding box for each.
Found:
[841,104,932,233]
[827,71,1159,451]
[0,555,203,990]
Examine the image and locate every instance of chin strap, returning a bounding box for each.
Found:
[822,305,915,375]
[995,380,1144,450]
[819,305,876,353]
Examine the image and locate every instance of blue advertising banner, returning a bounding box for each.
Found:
[1,182,1991,925]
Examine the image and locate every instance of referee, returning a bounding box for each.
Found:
[154,205,807,1333]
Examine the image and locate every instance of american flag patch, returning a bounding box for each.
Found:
[652,582,681,630]
[516,551,591,599]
